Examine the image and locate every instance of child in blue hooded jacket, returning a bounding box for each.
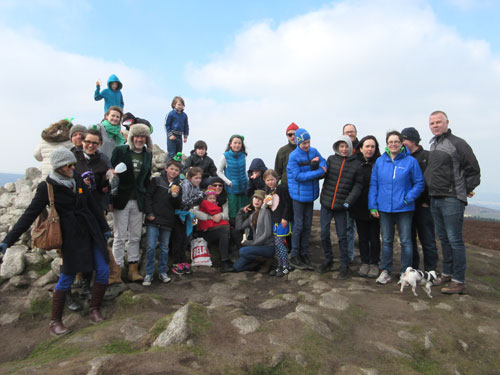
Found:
[287,128,327,271]
[165,96,189,161]
[94,74,124,113]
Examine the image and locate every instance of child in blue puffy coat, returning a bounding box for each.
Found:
[94,74,124,113]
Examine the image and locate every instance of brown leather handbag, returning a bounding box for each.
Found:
[31,182,62,250]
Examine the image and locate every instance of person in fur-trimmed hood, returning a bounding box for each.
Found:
[33,119,74,178]
[110,123,152,282]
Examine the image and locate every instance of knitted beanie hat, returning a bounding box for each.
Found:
[294,128,311,146]
[69,124,87,140]
[401,127,421,144]
[286,122,299,133]
[205,186,217,195]
[50,146,77,171]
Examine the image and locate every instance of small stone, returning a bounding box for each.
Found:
[312,281,330,291]
[231,315,260,335]
[458,339,468,352]
[208,295,243,309]
[296,304,319,314]
[191,361,200,369]
[295,354,307,367]
[24,252,44,265]
[477,326,499,335]
[340,365,379,375]
[309,274,320,281]
[33,270,58,287]
[409,300,430,311]
[287,270,309,281]
[435,302,453,311]
[478,252,493,258]
[281,293,298,303]
[87,355,114,375]
[45,250,59,259]
[347,282,376,292]
[298,291,315,303]
[371,341,411,358]
[4,183,15,193]
[7,275,30,288]
[458,295,472,302]
[360,368,379,375]
[259,298,288,309]
[397,330,417,341]
[319,292,349,311]
[464,312,473,319]
[51,257,62,276]
[120,318,147,341]
[424,331,433,349]
[271,351,285,367]
[0,312,20,326]
[297,279,309,286]
[268,334,283,346]
[253,273,263,281]
[286,311,333,339]
[208,282,233,296]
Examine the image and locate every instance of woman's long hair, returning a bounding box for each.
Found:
[358,135,381,160]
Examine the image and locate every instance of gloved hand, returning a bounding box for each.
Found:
[0,242,7,254]
[310,159,319,170]
[104,232,112,241]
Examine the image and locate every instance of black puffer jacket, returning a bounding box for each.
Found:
[183,150,217,179]
[349,153,378,221]
[320,136,363,211]
[144,171,181,229]
[410,146,430,207]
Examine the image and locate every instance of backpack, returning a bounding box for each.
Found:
[31,182,62,250]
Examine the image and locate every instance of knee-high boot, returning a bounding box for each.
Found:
[89,283,108,323]
[50,290,70,336]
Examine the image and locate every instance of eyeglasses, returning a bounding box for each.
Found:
[213,183,224,188]
[343,131,356,135]
[84,140,100,146]
[388,141,401,145]
[286,133,295,137]
[65,163,76,168]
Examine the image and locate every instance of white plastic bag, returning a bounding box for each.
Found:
[190,237,212,267]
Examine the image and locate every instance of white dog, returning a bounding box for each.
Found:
[398,267,438,298]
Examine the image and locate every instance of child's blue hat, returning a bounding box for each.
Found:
[295,128,310,146]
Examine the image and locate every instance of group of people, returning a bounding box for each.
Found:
[0,73,481,337]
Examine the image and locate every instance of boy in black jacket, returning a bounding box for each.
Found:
[183,140,217,189]
[319,136,363,279]
[142,159,182,286]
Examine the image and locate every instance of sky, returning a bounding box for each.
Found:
[0,0,499,207]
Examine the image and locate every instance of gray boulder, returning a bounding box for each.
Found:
[153,304,190,347]
[231,315,260,335]
[0,245,28,278]
[34,270,58,287]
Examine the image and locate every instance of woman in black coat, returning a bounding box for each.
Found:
[0,147,111,336]
[349,136,381,278]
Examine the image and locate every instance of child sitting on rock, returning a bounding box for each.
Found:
[197,187,230,232]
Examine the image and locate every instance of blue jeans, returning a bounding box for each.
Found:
[431,197,466,283]
[411,205,439,271]
[320,207,349,266]
[56,243,109,290]
[233,245,275,272]
[346,212,356,261]
[379,211,413,274]
[291,201,314,258]
[167,136,183,160]
[145,224,172,276]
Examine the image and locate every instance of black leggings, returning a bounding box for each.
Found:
[200,226,230,261]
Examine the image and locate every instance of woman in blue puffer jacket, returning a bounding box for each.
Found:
[368,130,424,285]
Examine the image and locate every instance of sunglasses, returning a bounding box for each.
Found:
[212,183,224,188]
[84,140,100,146]
[65,163,76,168]
[286,133,295,137]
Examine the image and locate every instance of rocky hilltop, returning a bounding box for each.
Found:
[0,146,499,375]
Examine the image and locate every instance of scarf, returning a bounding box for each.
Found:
[49,171,76,193]
[102,120,125,145]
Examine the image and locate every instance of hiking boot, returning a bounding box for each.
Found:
[66,291,83,312]
[289,256,307,270]
[337,265,352,280]
[358,263,369,277]
[319,261,333,274]
[221,260,235,273]
[434,274,452,286]
[376,270,392,284]
[172,264,185,275]
[441,281,466,294]
[367,264,380,278]
[276,266,291,277]
[182,263,193,275]
[159,273,171,283]
[300,255,315,271]
[128,263,144,282]
[142,274,153,286]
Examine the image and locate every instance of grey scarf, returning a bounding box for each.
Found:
[49,171,76,193]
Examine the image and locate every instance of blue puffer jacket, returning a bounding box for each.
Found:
[368,147,424,213]
[287,146,326,202]
[94,74,124,112]
[224,150,247,195]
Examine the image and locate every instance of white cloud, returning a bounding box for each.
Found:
[187,0,500,196]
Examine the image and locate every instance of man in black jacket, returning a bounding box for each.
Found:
[424,111,480,294]
[401,127,438,272]
[274,122,298,186]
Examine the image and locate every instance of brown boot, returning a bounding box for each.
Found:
[128,262,144,282]
[89,283,108,323]
[107,248,123,285]
[434,274,452,286]
[50,290,70,336]
[441,281,466,294]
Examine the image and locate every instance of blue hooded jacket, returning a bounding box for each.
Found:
[368,147,424,213]
[287,132,327,202]
[246,158,267,197]
[94,74,124,113]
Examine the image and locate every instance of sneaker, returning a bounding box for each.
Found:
[367,264,380,278]
[182,263,193,275]
[434,274,452,286]
[276,266,291,278]
[269,267,280,276]
[441,281,466,294]
[376,270,392,284]
[319,261,333,274]
[142,275,153,286]
[300,254,315,271]
[338,266,352,280]
[172,264,185,275]
[159,273,171,283]
[289,256,307,270]
[358,263,369,277]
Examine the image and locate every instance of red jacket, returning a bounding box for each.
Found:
[197,200,230,231]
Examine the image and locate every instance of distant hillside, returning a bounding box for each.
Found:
[465,204,500,221]
[0,172,24,187]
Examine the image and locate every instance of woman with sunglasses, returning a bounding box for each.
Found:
[0,147,111,336]
[193,177,234,272]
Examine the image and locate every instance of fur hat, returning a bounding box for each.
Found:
[50,146,77,171]
[294,128,310,146]
[286,122,299,133]
[41,119,72,143]
[69,124,87,140]
[252,190,266,201]
[127,123,153,150]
